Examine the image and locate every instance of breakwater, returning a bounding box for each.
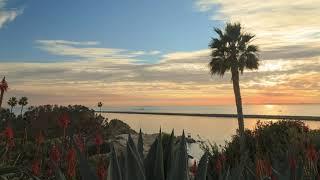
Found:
[99,111,320,121]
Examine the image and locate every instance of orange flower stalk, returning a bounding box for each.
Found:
[75,134,85,153]
[3,126,14,147]
[256,159,272,179]
[96,160,107,180]
[31,159,41,176]
[190,161,197,176]
[36,130,44,145]
[95,133,103,154]
[50,144,61,164]
[306,144,318,162]
[58,113,70,137]
[66,147,77,178]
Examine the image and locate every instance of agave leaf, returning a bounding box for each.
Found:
[119,151,126,180]
[55,168,67,180]
[0,167,20,175]
[144,133,159,179]
[163,130,175,179]
[272,156,290,180]
[145,130,165,180]
[154,131,165,180]
[125,134,146,180]
[51,161,67,180]
[137,129,144,160]
[168,130,189,180]
[195,152,209,180]
[108,144,122,180]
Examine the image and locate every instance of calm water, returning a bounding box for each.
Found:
[103,104,320,146]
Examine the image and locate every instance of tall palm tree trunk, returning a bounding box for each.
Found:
[20,105,24,116]
[0,90,4,108]
[231,68,246,172]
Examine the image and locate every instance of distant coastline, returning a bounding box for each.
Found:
[99,111,320,121]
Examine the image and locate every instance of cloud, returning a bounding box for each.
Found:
[0,0,23,29]
[2,45,320,106]
[36,40,161,62]
[36,40,100,46]
[194,0,320,60]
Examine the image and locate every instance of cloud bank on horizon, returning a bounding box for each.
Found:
[0,0,319,106]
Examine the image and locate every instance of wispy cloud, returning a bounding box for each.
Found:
[194,0,320,60]
[2,46,319,106]
[0,0,23,29]
[36,40,161,61]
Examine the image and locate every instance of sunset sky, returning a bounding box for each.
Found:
[0,0,319,107]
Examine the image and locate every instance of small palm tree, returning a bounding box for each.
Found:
[98,102,103,115]
[7,97,18,113]
[18,97,28,116]
[209,22,259,165]
[0,77,8,108]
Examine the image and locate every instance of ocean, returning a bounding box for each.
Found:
[102,104,320,146]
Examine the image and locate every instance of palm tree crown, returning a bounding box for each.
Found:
[209,23,259,77]
[18,97,28,116]
[19,97,28,107]
[8,97,18,112]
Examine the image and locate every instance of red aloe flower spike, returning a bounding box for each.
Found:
[215,158,222,175]
[31,159,41,176]
[4,126,14,139]
[66,147,76,178]
[306,144,318,162]
[289,155,297,171]
[3,126,14,147]
[256,159,263,178]
[97,160,107,180]
[75,134,85,153]
[36,130,45,146]
[190,161,197,176]
[50,144,61,164]
[95,133,103,154]
[58,113,70,137]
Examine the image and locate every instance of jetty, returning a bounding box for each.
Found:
[99,111,320,121]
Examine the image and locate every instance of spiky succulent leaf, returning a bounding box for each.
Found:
[138,129,144,160]
[125,134,146,180]
[163,130,175,179]
[167,131,189,180]
[119,151,126,180]
[108,144,122,180]
[145,133,159,179]
[145,130,165,180]
[196,152,209,180]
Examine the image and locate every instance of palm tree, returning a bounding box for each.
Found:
[209,22,259,165]
[98,102,103,115]
[7,97,18,113]
[0,77,8,108]
[18,97,28,116]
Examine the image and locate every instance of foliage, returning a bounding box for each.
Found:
[201,120,320,180]
[2,104,320,180]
